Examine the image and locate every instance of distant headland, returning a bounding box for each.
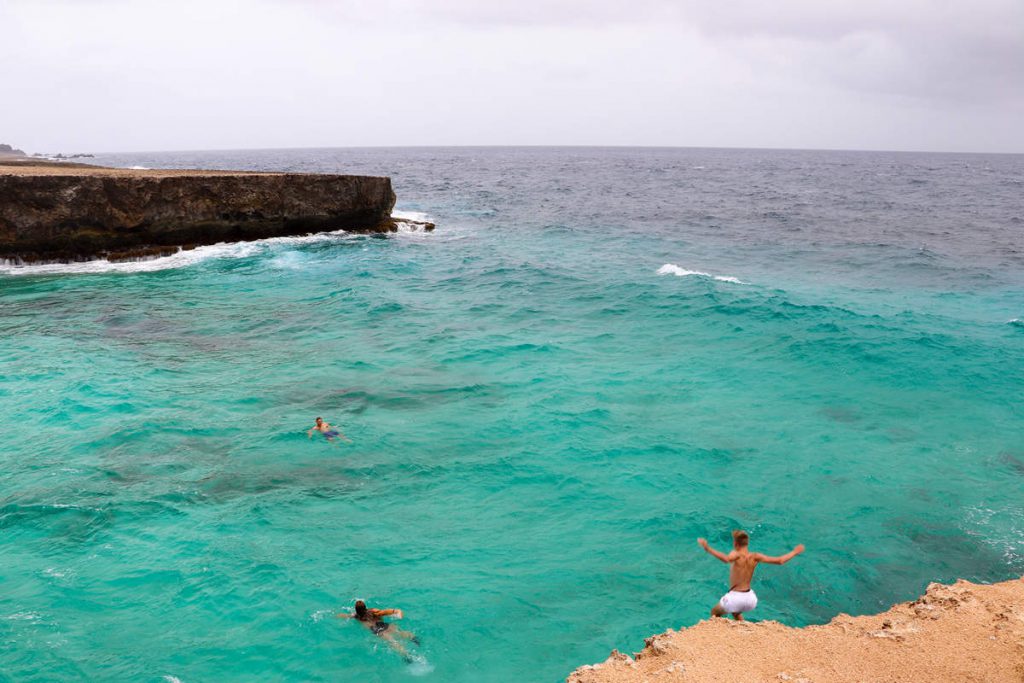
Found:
[0,143,27,157]
[0,159,432,264]
[1,142,94,161]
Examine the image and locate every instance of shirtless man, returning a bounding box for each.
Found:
[338,600,419,661]
[698,530,805,621]
[307,416,351,444]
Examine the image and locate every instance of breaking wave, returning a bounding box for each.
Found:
[0,209,436,276]
[657,263,747,284]
[0,232,358,276]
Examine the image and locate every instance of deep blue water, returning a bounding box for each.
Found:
[1,147,1022,682]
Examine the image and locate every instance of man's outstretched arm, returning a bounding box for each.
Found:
[755,544,805,565]
[697,538,731,563]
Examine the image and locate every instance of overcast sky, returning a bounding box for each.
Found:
[2,0,1022,153]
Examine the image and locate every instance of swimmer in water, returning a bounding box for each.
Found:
[307,416,351,444]
[338,600,419,661]
[698,530,805,621]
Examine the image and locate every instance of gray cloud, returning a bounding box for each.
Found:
[0,0,1020,153]
[362,0,1024,103]
[683,0,1024,103]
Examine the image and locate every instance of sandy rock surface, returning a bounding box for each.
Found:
[568,577,1024,683]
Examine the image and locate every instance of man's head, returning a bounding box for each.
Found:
[732,530,750,548]
[315,417,323,425]
[355,600,367,617]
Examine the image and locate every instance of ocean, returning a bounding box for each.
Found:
[1,147,1022,681]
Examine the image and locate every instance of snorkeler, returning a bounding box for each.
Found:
[338,600,419,661]
[307,416,351,444]
[698,530,804,621]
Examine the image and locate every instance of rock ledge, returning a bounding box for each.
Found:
[568,576,1024,683]
[0,162,412,263]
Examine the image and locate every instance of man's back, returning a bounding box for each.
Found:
[698,531,805,620]
[727,549,759,591]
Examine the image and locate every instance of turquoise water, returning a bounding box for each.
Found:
[1,148,1023,681]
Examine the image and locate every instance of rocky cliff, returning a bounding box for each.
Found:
[0,163,404,263]
[568,577,1024,683]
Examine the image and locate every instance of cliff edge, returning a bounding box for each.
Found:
[568,577,1024,683]
[0,162,408,263]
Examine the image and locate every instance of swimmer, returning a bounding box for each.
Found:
[307,416,351,444]
[338,600,420,661]
[698,530,805,621]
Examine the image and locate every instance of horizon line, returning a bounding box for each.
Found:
[19,143,1024,157]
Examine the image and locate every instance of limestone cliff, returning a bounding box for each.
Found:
[0,163,405,263]
[568,577,1024,683]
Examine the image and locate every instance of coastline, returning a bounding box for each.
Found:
[0,161,403,263]
[568,577,1024,683]
[1,146,1020,681]
[0,159,296,176]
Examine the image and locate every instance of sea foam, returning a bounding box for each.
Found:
[657,263,746,284]
[392,210,436,236]
[407,654,434,676]
[392,210,432,224]
[0,209,435,276]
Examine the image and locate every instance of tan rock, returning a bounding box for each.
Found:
[567,576,1024,683]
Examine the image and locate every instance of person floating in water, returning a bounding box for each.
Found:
[307,416,351,444]
[339,600,419,661]
[698,530,804,621]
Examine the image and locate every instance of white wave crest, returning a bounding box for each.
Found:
[392,209,432,224]
[657,263,746,284]
[394,222,430,235]
[0,210,439,277]
[391,209,435,236]
[388,209,436,240]
[0,231,360,276]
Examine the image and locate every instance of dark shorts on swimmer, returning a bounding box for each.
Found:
[371,621,390,635]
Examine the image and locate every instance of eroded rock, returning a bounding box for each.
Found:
[0,164,397,263]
